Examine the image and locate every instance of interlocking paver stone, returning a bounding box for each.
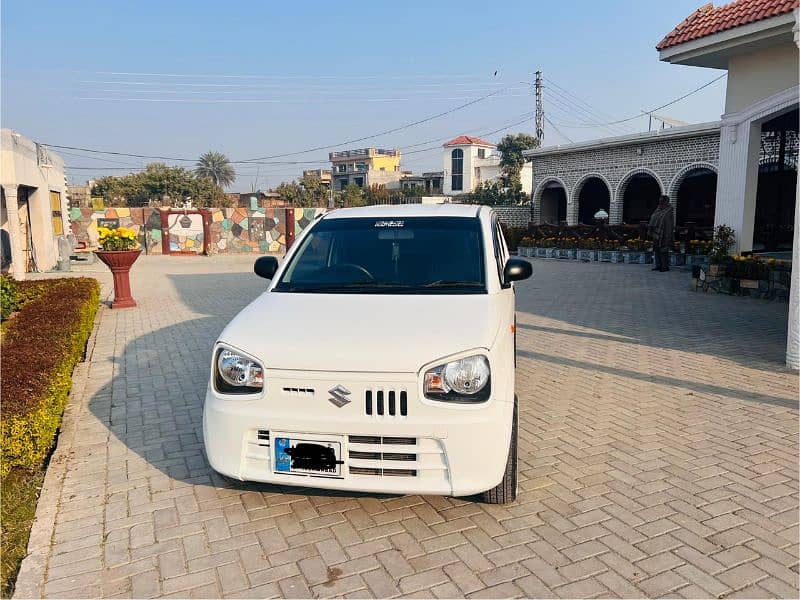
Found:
[13,256,799,598]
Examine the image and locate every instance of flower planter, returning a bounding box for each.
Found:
[556,248,572,259]
[623,251,652,264]
[610,251,626,263]
[669,253,686,267]
[536,247,549,258]
[577,249,597,262]
[598,250,614,262]
[95,249,141,308]
[686,254,710,269]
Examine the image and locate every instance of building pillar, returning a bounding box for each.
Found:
[713,120,761,253]
[787,183,799,370]
[786,15,800,371]
[566,193,577,226]
[609,191,622,225]
[1,184,26,279]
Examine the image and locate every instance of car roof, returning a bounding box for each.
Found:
[322,203,487,220]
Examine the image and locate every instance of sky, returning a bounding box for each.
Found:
[1,0,728,191]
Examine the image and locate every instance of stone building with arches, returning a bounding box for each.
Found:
[524,122,722,228]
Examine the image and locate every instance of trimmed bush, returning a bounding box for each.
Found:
[0,278,99,477]
[0,275,19,320]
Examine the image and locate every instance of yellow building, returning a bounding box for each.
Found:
[329,148,402,191]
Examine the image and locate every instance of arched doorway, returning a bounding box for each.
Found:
[675,167,717,227]
[539,181,567,224]
[754,109,797,252]
[576,177,611,224]
[622,172,662,224]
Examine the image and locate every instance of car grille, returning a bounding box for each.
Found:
[346,435,448,478]
[365,389,408,417]
[243,430,449,485]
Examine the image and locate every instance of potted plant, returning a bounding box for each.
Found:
[95,226,141,308]
[623,237,652,264]
[517,236,535,257]
[686,239,712,268]
[577,237,599,262]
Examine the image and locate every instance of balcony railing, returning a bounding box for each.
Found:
[329,148,400,160]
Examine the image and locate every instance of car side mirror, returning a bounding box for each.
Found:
[254,256,279,280]
[503,258,532,285]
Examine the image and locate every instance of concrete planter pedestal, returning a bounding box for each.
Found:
[96,250,142,308]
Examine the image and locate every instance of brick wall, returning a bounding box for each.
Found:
[530,130,721,225]
[493,205,532,228]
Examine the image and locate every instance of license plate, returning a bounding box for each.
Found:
[274,437,343,477]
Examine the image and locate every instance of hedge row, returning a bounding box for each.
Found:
[1,277,100,477]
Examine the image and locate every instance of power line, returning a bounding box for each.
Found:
[62,114,537,178]
[544,91,629,137]
[45,83,525,164]
[544,117,574,144]
[544,78,636,134]
[549,73,727,128]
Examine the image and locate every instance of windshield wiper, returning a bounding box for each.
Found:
[286,282,412,292]
[424,280,484,288]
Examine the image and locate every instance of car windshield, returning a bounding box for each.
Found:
[274,216,486,294]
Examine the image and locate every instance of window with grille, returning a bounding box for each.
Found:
[451,149,464,191]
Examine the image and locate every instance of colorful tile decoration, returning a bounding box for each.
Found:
[68,207,319,255]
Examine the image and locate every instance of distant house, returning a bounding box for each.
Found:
[1,129,69,277]
[442,135,532,196]
[303,169,332,187]
[229,191,287,208]
[329,148,402,191]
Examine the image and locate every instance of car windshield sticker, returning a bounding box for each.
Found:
[374,220,404,228]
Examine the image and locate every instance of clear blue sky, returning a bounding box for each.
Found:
[2,0,727,190]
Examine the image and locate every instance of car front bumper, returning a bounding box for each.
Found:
[202,368,514,497]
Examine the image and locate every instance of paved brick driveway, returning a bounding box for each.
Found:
[14,256,799,598]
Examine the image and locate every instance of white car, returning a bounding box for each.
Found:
[203,204,532,503]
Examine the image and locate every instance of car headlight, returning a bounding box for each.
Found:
[215,347,264,394]
[423,354,490,403]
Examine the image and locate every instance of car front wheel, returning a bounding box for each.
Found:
[480,396,518,504]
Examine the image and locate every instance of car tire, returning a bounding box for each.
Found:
[480,395,518,504]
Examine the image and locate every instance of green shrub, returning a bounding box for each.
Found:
[499,225,528,251]
[0,278,99,477]
[0,275,19,320]
[711,224,735,262]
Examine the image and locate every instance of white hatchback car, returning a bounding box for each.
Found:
[203,204,532,503]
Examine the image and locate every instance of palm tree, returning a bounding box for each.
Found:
[195,151,236,188]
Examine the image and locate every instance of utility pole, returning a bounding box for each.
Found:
[534,71,544,144]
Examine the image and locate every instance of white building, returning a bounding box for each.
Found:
[1,130,69,278]
[658,0,798,368]
[442,135,532,196]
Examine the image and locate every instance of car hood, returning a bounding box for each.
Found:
[218,291,502,373]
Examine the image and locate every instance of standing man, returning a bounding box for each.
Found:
[648,195,674,272]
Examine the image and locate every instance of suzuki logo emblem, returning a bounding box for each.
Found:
[327,385,351,408]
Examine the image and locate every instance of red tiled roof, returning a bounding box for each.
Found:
[656,0,797,50]
[442,135,496,147]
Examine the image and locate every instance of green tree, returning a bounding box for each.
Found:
[299,172,329,206]
[470,181,512,206]
[91,162,231,207]
[364,184,391,205]
[497,133,539,201]
[274,181,305,206]
[341,184,366,207]
[195,151,236,188]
